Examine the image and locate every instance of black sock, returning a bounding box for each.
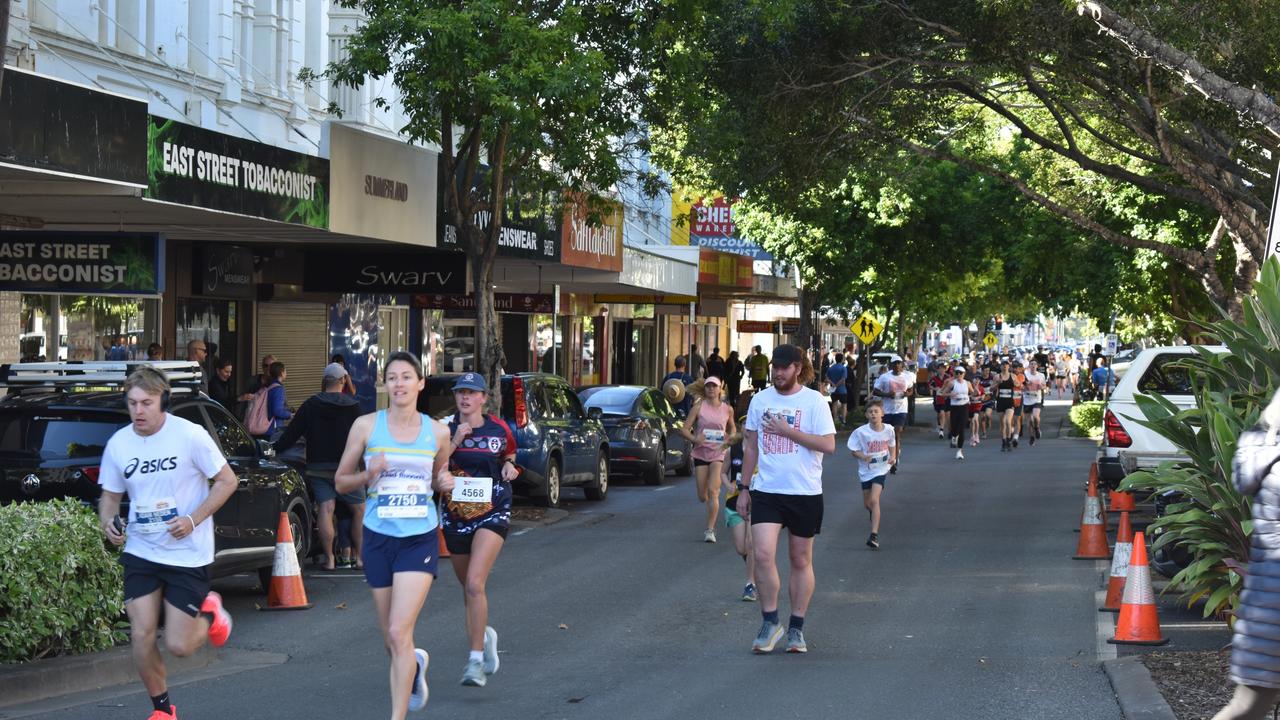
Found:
[762,609,779,624]
[789,615,805,631]
[151,691,171,713]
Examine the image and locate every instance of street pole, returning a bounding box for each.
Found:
[688,300,696,379]
[0,0,10,99]
[1267,159,1280,266]
[551,283,560,376]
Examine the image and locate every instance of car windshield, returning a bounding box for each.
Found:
[579,387,639,415]
[0,412,124,459]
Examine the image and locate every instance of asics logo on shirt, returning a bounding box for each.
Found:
[123,456,179,479]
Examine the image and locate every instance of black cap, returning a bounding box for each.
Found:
[771,344,803,366]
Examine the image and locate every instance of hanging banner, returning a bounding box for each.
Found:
[146,117,330,228]
[304,248,466,294]
[0,231,163,294]
[412,292,553,313]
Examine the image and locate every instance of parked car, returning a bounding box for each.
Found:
[421,373,609,507]
[577,385,692,485]
[0,363,312,591]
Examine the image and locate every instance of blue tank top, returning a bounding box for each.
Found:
[362,410,440,538]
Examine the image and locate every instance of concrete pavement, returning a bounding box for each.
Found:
[11,399,1122,719]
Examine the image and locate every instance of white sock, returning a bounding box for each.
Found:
[470,650,484,663]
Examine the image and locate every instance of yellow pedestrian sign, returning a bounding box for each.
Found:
[850,312,884,344]
[983,332,998,349]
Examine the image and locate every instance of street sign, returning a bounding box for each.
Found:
[850,312,883,344]
[1105,333,1118,356]
[983,332,998,349]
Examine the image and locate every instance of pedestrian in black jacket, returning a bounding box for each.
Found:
[273,363,363,571]
[725,351,745,408]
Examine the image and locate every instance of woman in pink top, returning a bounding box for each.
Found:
[680,376,738,543]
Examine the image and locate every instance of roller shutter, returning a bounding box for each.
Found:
[255,302,328,409]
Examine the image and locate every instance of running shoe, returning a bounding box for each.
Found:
[866,533,879,550]
[410,648,430,710]
[703,529,717,543]
[969,436,978,447]
[742,583,758,602]
[889,463,897,475]
[1029,435,1037,447]
[785,628,808,653]
[1012,435,1019,448]
[1036,426,1042,439]
[147,706,177,720]
[955,449,964,460]
[937,427,945,438]
[752,620,785,654]
[483,626,499,675]
[460,658,486,687]
[200,591,232,647]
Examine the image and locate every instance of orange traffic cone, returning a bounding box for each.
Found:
[1100,511,1134,612]
[438,525,451,559]
[1110,488,1138,513]
[261,512,313,611]
[1108,531,1168,645]
[1073,474,1110,559]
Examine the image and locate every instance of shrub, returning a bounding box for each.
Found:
[0,499,126,663]
[1068,401,1104,439]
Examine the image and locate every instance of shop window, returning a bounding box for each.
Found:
[177,298,238,383]
[205,402,258,458]
[20,295,158,363]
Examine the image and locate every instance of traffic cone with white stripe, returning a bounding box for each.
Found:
[1109,488,1138,513]
[1100,511,1133,612]
[1073,473,1110,559]
[1108,531,1168,646]
[261,512,313,611]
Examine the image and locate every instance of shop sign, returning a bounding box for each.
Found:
[0,231,162,294]
[195,245,254,299]
[619,246,698,296]
[737,320,775,333]
[326,123,437,246]
[671,189,772,260]
[411,292,553,313]
[560,192,623,271]
[594,293,697,305]
[780,319,801,334]
[697,249,753,288]
[147,117,330,228]
[438,158,559,261]
[0,68,147,185]
[304,249,466,294]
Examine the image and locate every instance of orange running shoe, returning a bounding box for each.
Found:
[146,704,177,719]
[200,591,233,647]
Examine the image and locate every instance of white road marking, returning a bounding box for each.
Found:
[654,486,674,492]
[1095,562,1118,661]
[511,528,531,537]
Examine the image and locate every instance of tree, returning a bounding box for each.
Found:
[321,1,664,407]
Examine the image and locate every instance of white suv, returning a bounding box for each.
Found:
[1096,345,1226,489]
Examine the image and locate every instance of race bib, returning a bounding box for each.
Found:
[376,477,431,518]
[869,452,890,471]
[452,476,494,504]
[133,497,178,535]
[703,429,726,444]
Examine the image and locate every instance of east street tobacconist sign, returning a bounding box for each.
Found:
[147,117,330,228]
[0,232,163,294]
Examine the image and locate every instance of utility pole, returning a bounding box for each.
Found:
[0,0,11,98]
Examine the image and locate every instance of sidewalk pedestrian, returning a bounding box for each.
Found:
[873,359,912,472]
[707,347,725,381]
[736,344,837,654]
[662,357,695,417]
[330,353,358,396]
[848,400,896,550]
[97,367,237,720]
[336,352,454,719]
[185,340,209,394]
[747,345,770,392]
[442,372,517,688]
[826,353,849,427]
[681,376,737,542]
[272,362,364,571]
[1091,358,1116,401]
[207,357,236,409]
[725,350,745,409]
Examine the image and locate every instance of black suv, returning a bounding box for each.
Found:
[421,373,609,508]
[0,386,312,589]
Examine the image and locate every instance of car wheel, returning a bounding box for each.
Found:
[584,451,609,501]
[287,497,311,565]
[535,458,562,508]
[643,443,665,486]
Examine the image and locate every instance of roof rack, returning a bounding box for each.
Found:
[0,361,205,389]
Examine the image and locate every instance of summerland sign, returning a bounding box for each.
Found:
[304,248,466,294]
[325,123,437,246]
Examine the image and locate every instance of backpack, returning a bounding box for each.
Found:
[245,383,278,436]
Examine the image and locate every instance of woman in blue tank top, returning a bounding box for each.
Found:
[337,352,453,719]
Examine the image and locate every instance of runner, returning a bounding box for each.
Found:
[943,366,974,460]
[929,365,950,440]
[723,443,756,601]
[994,362,1017,452]
[736,344,837,654]
[442,372,517,687]
[98,366,238,720]
[872,359,912,473]
[967,365,985,447]
[1023,360,1047,446]
[336,352,454,719]
[1010,361,1026,447]
[977,364,996,440]
[681,376,737,543]
[825,353,849,427]
[1054,352,1069,399]
[847,400,896,550]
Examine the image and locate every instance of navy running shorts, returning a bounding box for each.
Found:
[749,490,823,538]
[362,527,439,588]
[883,413,907,427]
[121,552,211,618]
[860,474,888,490]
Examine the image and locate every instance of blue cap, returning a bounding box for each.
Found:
[452,372,488,392]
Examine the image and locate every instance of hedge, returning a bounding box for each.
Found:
[0,499,126,663]
[1069,401,1105,440]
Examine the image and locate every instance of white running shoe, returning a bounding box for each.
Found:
[704,529,717,543]
[482,626,499,675]
[955,449,964,460]
[409,648,430,711]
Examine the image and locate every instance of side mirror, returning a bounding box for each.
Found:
[587,406,602,420]
[257,440,276,459]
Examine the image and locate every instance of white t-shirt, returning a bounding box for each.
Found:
[745,386,837,496]
[1023,371,1046,405]
[847,424,896,482]
[100,414,229,567]
[873,371,911,415]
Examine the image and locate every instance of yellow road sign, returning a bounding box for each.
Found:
[850,312,884,344]
[983,332,998,349]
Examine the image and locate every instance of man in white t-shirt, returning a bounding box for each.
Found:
[1022,360,1047,446]
[872,359,913,472]
[736,344,837,655]
[98,367,238,720]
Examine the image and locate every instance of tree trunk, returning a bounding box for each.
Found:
[795,284,815,349]
[0,0,10,98]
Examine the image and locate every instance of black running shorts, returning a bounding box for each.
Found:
[749,490,823,538]
[121,552,211,618]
